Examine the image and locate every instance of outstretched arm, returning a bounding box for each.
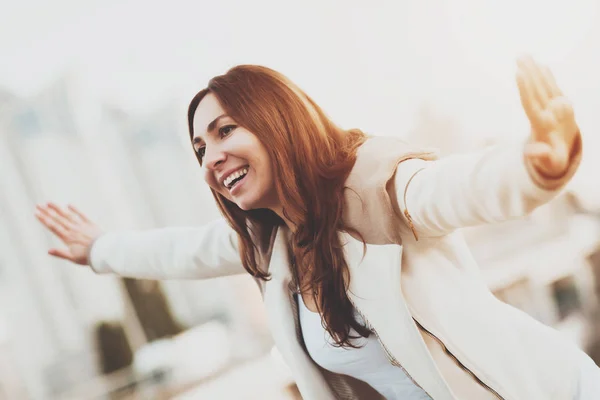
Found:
[36,203,244,279]
[393,56,582,240]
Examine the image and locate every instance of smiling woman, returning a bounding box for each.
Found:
[35,57,600,399]
[185,66,372,351]
[190,94,277,213]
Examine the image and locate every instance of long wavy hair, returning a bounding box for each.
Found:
[187,65,370,347]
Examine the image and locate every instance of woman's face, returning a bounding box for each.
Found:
[192,93,278,211]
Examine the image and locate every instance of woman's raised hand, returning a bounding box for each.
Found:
[517,56,580,179]
[35,203,104,265]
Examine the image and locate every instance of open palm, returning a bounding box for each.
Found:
[517,56,580,178]
[35,203,103,265]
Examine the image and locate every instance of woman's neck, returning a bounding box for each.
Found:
[271,205,296,233]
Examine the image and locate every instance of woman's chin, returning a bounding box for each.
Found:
[235,196,271,212]
[234,197,255,211]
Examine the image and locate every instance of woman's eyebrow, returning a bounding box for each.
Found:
[207,114,228,133]
[193,114,228,145]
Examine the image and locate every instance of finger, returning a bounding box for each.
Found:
[516,70,542,125]
[47,202,77,224]
[48,248,74,262]
[35,212,71,243]
[550,97,575,123]
[35,204,48,221]
[518,56,551,108]
[35,205,57,229]
[530,60,555,105]
[541,66,562,98]
[67,204,90,223]
[526,57,553,106]
[41,205,73,233]
[36,203,61,224]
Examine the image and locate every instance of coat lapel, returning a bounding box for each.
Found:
[341,232,455,400]
[262,227,337,399]
[260,228,455,400]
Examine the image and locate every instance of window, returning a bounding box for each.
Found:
[551,276,581,320]
[12,107,41,137]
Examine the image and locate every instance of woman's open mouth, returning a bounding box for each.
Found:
[223,167,249,192]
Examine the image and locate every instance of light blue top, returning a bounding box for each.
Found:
[297,293,431,399]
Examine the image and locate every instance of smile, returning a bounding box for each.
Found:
[223,167,249,189]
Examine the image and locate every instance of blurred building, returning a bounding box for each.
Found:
[0,75,273,399]
[465,195,600,353]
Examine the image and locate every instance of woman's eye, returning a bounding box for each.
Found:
[218,125,236,137]
[196,147,206,161]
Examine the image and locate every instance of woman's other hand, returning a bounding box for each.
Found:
[35,202,104,265]
[517,56,580,179]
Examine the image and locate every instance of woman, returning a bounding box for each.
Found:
[36,56,599,399]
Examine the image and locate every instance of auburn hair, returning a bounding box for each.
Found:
[187,65,370,347]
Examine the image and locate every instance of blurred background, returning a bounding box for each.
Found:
[1,0,600,398]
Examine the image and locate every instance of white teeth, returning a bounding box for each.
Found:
[223,168,248,188]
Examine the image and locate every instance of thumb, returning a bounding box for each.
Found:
[524,141,569,177]
[48,248,74,262]
[524,142,554,161]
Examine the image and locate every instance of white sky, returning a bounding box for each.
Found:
[1,0,599,142]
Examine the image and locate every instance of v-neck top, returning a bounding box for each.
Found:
[297,293,431,399]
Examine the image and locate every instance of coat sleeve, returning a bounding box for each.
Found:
[393,136,582,239]
[88,218,245,279]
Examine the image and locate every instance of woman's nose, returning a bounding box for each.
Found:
[204,147,227,170]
